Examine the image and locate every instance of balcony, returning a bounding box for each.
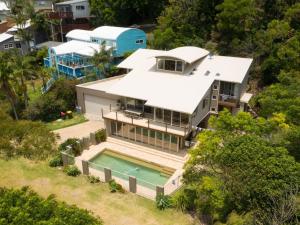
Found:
[44,57,50,67]
[103,110,190,137]
[46,11,73,19]
[218,94,238,107]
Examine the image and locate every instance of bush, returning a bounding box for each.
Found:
[59,138,82,156]
[25,78,78,122]
[64,165,81,177]
[87,175,100,184]
[156,194,173,210]
[95,129,106,143]
[108,179,125,193]
[49,154,63,167]
[0,186,102,224]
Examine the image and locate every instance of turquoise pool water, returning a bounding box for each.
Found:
[89,151,172,190]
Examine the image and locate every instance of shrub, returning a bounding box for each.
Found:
[87,175,100,184]
[108,179,125,193]
[156,194,173,210]
[95,129,107,143]
[0,187,102,224]
[64,165,81,177]
[49,154,63,167]
[59,138,82,156]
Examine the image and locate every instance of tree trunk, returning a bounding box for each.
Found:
[1,84,19,120]
[21,72,29,108]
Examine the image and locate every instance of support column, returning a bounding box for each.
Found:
[129,176,137,193]
[104,168,112,182]
[82,160,89,175]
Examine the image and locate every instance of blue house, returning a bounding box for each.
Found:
[44,26,146,81]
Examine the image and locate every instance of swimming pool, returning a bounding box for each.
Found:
[89,150,174,190]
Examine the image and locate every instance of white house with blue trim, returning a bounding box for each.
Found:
[44,26,146,81]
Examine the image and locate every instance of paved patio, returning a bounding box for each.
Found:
[54,120,105,143]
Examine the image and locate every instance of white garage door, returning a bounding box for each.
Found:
[84,94,117,120]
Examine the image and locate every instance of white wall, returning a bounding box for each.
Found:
[191,86,211,126]
[71,1,90,19]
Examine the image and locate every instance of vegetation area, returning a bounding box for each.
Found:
[0,186,102,225]
[0,158,194,225]
[46,113,87,130]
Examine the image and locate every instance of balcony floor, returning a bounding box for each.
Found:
[103,111,188,137]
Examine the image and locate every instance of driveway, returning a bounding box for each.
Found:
[54,120,105,143]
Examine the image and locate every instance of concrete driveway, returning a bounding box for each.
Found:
[54,120,105,143]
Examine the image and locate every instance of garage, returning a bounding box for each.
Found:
[84,94,118,120]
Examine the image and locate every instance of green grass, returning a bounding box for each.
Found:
[46,113,88,131]
[27,79,43,103]
[0,158,196,225]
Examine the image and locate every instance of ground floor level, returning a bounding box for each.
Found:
[105,119,186,152]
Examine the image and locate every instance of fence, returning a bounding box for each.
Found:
[61,147,75,166]
[87,160,162,199]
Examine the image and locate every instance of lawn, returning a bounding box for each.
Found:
[46,113,88,130]
[0,158,196,225]
[27,79,43,102]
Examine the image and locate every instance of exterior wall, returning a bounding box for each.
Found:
[238,72,250,99]
[70,1,90,19]
[0,37,28,54]
[115,29,146,57]
[191,86,211,126]
[76,83,120,113]
[210,80,220,113]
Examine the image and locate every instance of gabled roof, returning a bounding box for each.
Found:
[51,40,102,57]
[0,32,13,42]
[66,29,93,42]
[155,46,209,64]
[107,47,253,114]
[92,26,132,40]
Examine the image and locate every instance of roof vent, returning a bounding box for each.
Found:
[216,72,220,76]
[190,72,194,75]
[208,52,213,59]
[193,68,197,71]
[204,70,210,76]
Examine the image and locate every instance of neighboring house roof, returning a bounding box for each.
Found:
[66,29,93,42]
[155,46,209,64]
[51,40,109,57]
[105,47,253,114]
[0,32,13,42]
[7,20,31,32]
[35,41,62,49]
[92,26,132,40]
[0,2,9,11]
[65,26,142,42]
[56,0,87,5]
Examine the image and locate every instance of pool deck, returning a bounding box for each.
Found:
[75,137,188,200]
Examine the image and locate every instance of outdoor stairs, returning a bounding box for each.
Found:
[106,137,188,165]
[41,77,56,94]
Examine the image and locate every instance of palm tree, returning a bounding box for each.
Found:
[0,51,19,120]
[13,54,36,108]
[90,43,114,79]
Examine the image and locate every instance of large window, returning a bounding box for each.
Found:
[220,82,235,96]
[164,110,171,124]
[181,113,189,126]
[126,98,144,111]
[144,105,154,119]
[172,111,180,126]
[157,59,184,72]
[155,108,163,121]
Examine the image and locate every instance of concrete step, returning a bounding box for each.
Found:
[107,137,187,164]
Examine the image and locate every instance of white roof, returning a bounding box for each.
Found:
[77,76,123,92]
[7,20,31,32]
[0,2,9,11]
[66,29,92,42]
[155,46,209,64]
[52,40,103,57]
[108,48,252,114]
[92,26,132,40]
[56,0,87,5]
[0,32,13,42]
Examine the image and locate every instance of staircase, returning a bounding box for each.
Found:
[41,77,56,94]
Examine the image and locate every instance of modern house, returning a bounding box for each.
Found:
[76,46,253,152]
[44,26,147,79]
[46,0,91,41]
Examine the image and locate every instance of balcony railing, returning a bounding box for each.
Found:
[102,109,190,137]
[219,94,238,106]
[46,11,73,19]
